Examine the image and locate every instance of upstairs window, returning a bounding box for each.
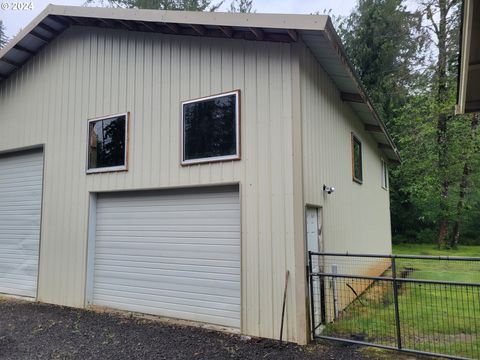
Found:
[182,90,240,165]
[381,159,389,189]
[352,134,363,184]
[87,113,128,173]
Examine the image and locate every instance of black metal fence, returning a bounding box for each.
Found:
[308,252,480,360]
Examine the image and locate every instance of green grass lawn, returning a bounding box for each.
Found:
[322,244,480,358]
[393,243,480,257]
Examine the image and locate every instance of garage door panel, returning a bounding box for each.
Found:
[93,299,238,326]
[96,225,239,234]
[0,150,43,298]
[95,280,241,301]
[94,293,240,317]
[95,248,240,261]
[95,281,240,304]
[95,242,240,254]
[95,265,240,282]
[94,259,240,274]
[96,218,239,227]
[93,187,241,328]
[95,254,240,269]
[95,270,240,292]
[94,286,241,309]
[94,233,240,243]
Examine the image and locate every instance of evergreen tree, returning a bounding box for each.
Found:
[337,0,425,125]
[0,21,8,49]
[87,0,223,11]
[229,0,254,13]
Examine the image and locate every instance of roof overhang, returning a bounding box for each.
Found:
[0,4,400,162]
[457,0,480,114]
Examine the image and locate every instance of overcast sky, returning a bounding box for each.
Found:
[0,0,357,38]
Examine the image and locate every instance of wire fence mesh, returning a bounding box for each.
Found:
[309,252,480,360]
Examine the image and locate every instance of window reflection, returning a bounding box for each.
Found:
[88,115,126,170]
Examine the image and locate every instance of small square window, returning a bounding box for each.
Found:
[182,91,240,165]
[381,159,389,189]
[87,113,128,173]
[352,134,363,184]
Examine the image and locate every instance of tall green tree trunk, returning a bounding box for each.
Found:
[450,113,479,248]
[433,0,451,249]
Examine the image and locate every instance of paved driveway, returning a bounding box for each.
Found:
[0,298,373,360]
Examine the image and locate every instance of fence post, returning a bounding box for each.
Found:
[391,256,402,350]
[308,251,315,339]
[332,264,339,319]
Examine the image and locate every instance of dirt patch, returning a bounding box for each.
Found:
[0,298,376,360]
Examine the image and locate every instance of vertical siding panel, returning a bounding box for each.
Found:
[71,31,85,305]
[179,39,191,185]
[143,34,154,187]
[115,34,128,191]
[268,44,284,336]
[159,38,170,185]
[41,41,56,301]
[256,44,273,335]
[133,33,145,188]
[232,42,244,182]
[169,40,183,184]
[221,41,235,181]
[199,39,212,183]
[51,39,64,303]
[189,39,201,185]
[111,32,120,113]
[169,39,181,185]
[62,34,76,304]
[124,33,136,190]
[242,42,259,336]
[282,44,296,342]
[149,34,160,186]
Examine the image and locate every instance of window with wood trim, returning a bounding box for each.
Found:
[87,113,128,173]
[352,134,363,183]
[182,90,240,165]
[381,159,389,189]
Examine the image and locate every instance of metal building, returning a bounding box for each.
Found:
[0,5,399,344]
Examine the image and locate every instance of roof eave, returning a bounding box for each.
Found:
[321,19,401,162]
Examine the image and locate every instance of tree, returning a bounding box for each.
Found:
[337,0,425,126]
[229,0,254,13]
[0,21,8,49]
[87,0,223,11]
[338,0,480,249]
[419,0,462,248]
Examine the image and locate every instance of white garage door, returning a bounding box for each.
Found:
[0,150,43,298]
[92,186,241,328]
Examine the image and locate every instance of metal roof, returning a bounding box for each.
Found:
[0,4,400,161]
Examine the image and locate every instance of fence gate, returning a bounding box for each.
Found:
[308,252,480,360]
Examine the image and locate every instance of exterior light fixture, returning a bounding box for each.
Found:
[323,185,335,194]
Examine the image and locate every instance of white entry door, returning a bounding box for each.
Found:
[306,207,323,334]
[90,186,241,328]
[0,150,43,298]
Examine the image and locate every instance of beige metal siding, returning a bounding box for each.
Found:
[299,43,392,256]
[0,27,299,342]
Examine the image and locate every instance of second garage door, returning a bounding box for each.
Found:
[0,150,43,298]
[92,186,241,328]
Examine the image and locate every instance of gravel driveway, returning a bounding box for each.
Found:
[0,298,377,360]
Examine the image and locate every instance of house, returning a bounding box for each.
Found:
[0,5,399,344]
[457,0,480,114]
